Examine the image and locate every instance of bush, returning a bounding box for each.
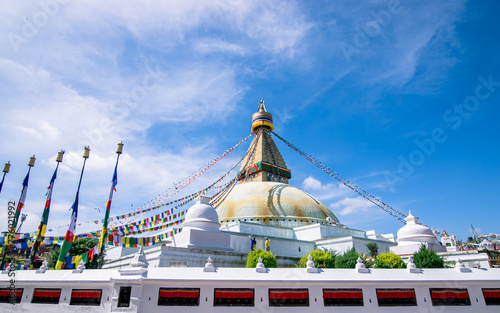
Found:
[374,252,406,269]
[298,249,336,268]
[412,244,444,268]
[246,248,277,268]
[335,248,362,269]
[47,237,99,269]
[366,242,379,257]
[4,255,23,265]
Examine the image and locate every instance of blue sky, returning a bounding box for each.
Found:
[0,0,498,242]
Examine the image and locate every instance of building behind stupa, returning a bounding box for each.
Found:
[104,101,397,268]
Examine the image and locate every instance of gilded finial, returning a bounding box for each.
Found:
[83,146,90,159]
[258,99,267,112]
[2,161,10,173]
[28,155,36,167]
[56,150,65,163]
[116,141,124,155]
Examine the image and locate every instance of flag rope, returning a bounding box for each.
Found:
[271,131,407,223]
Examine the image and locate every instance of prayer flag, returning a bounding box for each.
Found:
[98,161,118,255]
[55,197,78,270]
[30,166,58,263]
[6,171,30,246]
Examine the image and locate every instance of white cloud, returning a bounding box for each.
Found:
[301,176,352,200]
[330,196,376,216]
[302,176,322,190]
[194,39,246,55]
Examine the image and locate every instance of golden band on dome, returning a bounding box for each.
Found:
[251,119,274,133]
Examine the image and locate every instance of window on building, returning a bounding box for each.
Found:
[483,288,500,306]
[118,286,132,308]
[32,288,61,304]
[0,288,23,304]
[158,288,200,306]
[69,289,102,306]
[429,288,470,306]
[376,288,417,306]
[214,288,254,306]
[269,288,309,307]
[323,288,363,306]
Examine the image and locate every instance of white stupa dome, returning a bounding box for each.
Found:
[182,195,220,232]
[480,239,492,247]
[396,211,439,246]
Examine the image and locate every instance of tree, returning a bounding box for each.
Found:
[246,248,277,268]
[47,247,60,268]
[365,242,379,257]
[412,244,444,268]
[47,237,99,269]
[298,249,336,268]
[374,252,406,269]
[335,248,368,269]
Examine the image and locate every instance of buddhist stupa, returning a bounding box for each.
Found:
[216,100,340,228]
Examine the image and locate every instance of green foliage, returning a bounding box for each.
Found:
[374,252,406,269]
[4,255,23,265]
[298,249,336,268]
[412,244,445,268]
[365,242,379,257]
[246,248,277,268]
[47,247,60,268]
[47,237,99,269]
[335,248,362,269]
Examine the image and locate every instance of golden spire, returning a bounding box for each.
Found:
[251,99,274,133]
[240,100,291,184]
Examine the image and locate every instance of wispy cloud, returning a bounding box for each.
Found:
[330,196,375,216]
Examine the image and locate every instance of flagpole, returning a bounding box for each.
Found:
[98,142,123,268]
[1,156,35,269]
[0,162,11,196]
[55,146,90,270]
[29,150,64,267]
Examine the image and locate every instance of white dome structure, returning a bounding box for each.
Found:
[172,195,233,251]
[182,195,220,232]
[479,239,493,250]
[390,211,446,256]
[396,211,440,245]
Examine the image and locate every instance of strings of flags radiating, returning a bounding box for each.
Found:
[271,131,407,224]
[211,129,263,208]
[0,135,251,243]
[62,132,257,259]
[8,133,253,235]
[1,133,253,260]
[122,134,252,220]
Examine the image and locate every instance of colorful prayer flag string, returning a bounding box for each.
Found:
[271,131,407,224]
